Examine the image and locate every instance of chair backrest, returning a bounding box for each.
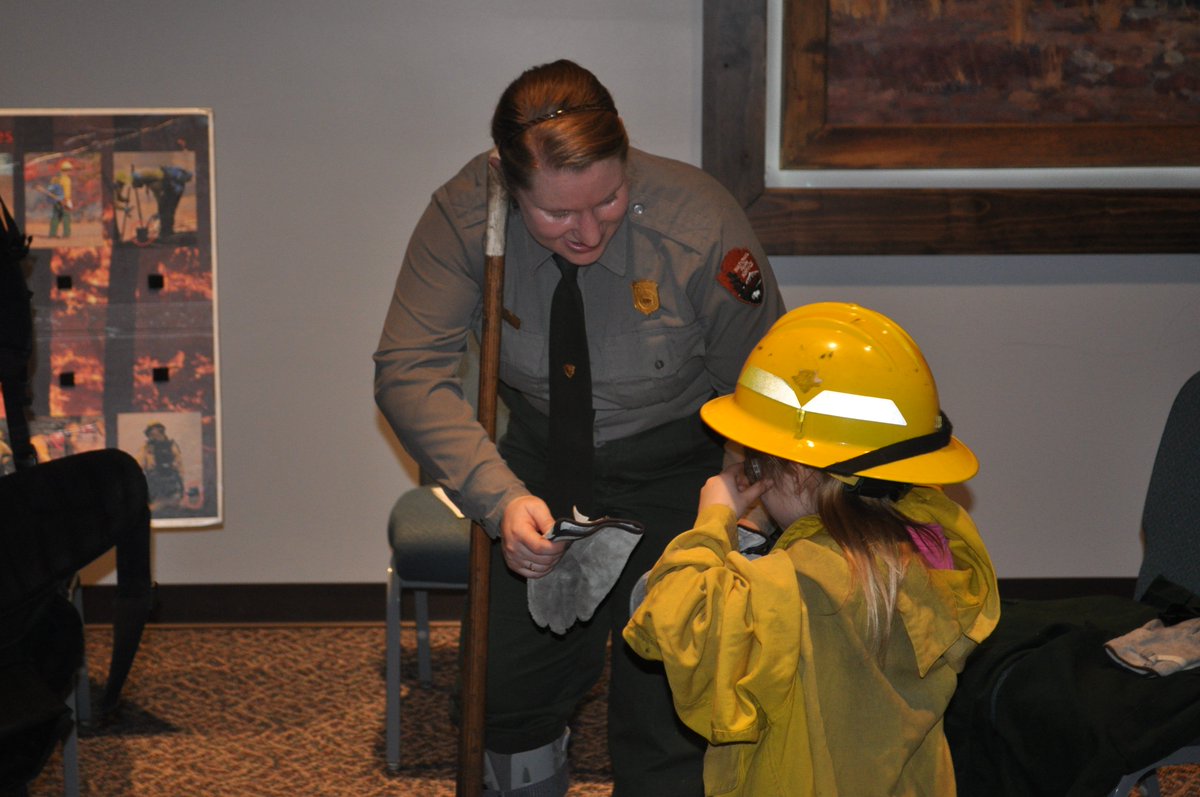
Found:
[1136,370,1200,600]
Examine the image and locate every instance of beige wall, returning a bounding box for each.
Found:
[3,1,1197,585]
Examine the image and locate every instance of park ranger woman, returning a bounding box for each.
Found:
[374,59,784,796]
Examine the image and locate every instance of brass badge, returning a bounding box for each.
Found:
[631,280,660,315]
[564,364,577,379]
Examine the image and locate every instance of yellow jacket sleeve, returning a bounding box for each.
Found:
[623,504,803,744]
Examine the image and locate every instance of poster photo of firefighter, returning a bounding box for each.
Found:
[0,417,107,477]
[1,154,13,218]
[23,152,106,248]
[112,151,197,247]
[117,411,204,514]
[1,110,220,527]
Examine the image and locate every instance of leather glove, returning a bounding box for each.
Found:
[528,510,644,635]
[1105,616,1200,676]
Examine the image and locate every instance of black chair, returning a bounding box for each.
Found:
[946,370,1200,797]
[1111,369,1200,796]
[0,450,154,797]
[1135,370,1200,603]
[2,186,154,797]
[383,484,471,772]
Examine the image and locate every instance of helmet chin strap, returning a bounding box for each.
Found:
[825,411,952,476]
[831,472,912,501]
[823,411,954,499]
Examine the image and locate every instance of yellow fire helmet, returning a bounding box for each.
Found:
[701,302,977,486]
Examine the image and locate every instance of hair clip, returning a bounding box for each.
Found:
[507,102,614,143]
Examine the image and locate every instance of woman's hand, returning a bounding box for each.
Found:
[499,494,567,579]
[698,459,772,520]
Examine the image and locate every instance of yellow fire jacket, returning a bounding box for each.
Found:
[623,487,1000,797]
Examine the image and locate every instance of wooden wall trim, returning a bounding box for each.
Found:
[80,579,1138,624]
[702,0,1200,255]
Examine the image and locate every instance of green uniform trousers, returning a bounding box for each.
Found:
[483,395,721,796]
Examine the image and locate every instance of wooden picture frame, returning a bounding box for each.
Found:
[702,0,1200,254]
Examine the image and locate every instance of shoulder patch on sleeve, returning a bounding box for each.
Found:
[717,247,764,305]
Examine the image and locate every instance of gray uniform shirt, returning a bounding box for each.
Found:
[374,148,784,534]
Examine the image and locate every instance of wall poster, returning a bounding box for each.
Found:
[0,109,220,527]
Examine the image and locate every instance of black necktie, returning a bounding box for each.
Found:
[546,255,594,518]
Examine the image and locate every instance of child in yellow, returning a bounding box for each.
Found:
[624,302,1000,796]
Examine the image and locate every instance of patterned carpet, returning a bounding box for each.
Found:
[26,623,611,797]
[23,623,1200,797]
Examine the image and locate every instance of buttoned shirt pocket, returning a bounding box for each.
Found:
[592,320,707,410]
[498,323,549,401]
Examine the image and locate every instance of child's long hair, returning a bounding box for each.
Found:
[754,452,940,661]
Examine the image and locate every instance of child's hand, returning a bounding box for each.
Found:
[699,460,772,520]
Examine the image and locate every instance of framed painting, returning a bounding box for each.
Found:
[703,0,1200,254]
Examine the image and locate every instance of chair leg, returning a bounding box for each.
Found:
[415,589,432,686]
[63,575,86,797]
[385,560,402,773]
[1110,742,1200,796]
[69,578,92,727]
[62,685,81,797]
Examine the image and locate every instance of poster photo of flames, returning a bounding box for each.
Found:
[0,109,220,526]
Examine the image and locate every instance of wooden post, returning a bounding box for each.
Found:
[457,155,508,795]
